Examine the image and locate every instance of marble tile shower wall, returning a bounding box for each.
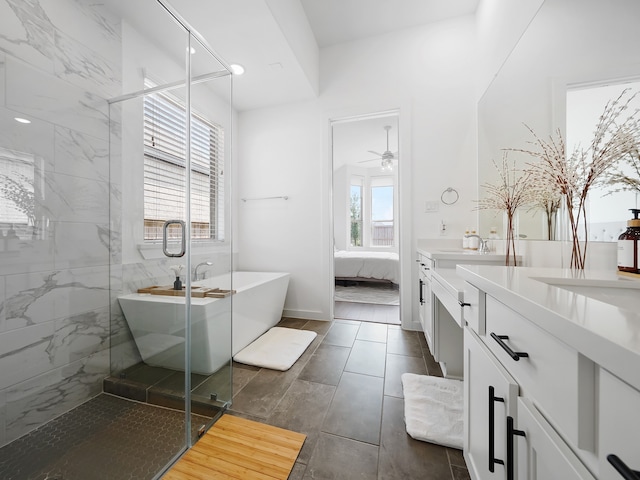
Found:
[0,0,123,447]
[0,0,195,448]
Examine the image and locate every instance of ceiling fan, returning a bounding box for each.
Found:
[358,125,398,171]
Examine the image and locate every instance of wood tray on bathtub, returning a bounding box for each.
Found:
[137,285,236,298]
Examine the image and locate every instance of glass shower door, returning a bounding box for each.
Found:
[185,31,233,444]
[107,0,233,473]
[108,0,195,471]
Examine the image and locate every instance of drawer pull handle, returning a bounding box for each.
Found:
[607,454,640,480]
[488,386,505,472]
[507,416,526,480]
[490,332,529,361]
[458,301,470,307]
[419,279,425,305]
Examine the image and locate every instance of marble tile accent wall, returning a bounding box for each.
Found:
[0,0,121,447]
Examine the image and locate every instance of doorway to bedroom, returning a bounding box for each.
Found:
[331,112,400,325]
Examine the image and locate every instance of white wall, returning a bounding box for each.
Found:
[475,0,544,98]
[236,100,325,319]
[237,15,479,326]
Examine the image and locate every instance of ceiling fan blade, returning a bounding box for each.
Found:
[357,158,380,163]
[367,150,383,156]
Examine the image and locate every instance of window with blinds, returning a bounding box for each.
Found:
[143,82,224,241]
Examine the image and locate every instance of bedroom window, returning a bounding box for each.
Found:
[143,80,224,242]
[371,177,394,246]
[350,179,363,247]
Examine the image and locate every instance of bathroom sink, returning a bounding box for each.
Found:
[531,275,640,310]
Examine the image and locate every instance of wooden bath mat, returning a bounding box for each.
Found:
[163,414,305,479]
[137,285,235,298]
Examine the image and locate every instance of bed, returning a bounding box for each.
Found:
[334,250,399,284]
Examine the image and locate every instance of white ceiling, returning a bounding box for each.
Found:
[159,0,480,111]
[300,0,479,48]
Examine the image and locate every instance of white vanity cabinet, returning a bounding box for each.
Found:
[464,295,598,480]
[598,369,640,480]
[417,253,434,350]
[464,328,518,480]
[458,265,640,480]
[515,397,596,480]
[415,244,511,379]
[484,296,594,450]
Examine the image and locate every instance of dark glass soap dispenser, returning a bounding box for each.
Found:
[617,208,640,274]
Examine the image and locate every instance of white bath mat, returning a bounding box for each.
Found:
[233,327,317,371]
[401,373,463,449]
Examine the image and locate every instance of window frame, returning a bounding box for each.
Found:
[142,79,225,243]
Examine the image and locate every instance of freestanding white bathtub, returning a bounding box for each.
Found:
[117,271,290,375]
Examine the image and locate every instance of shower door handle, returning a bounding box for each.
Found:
[162,220,186,257]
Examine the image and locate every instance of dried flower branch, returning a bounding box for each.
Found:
[602,146,640,195]
[477,152,534,265]
[527,177,562,240]
[513,88,640,268]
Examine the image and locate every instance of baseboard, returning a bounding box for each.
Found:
[282,309,330,322]
[403,319,422,332]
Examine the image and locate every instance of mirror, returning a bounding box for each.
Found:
[566,80,640,242]
[332,113,400,325]
[477,0,640,240]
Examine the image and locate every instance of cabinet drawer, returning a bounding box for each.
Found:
[599,369,640,480]
[485,296,595,450]
[463,282,485,334]
[432,276,463,327]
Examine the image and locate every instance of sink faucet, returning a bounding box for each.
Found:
[193,261,212,281]
[465,234,489,254]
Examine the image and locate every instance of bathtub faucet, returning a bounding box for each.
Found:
[193,261,213,281]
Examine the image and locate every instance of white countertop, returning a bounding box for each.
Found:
[456,265,640,391]
[417,246,509,263]
[432,268,466,301]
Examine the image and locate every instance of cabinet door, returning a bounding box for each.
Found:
[515,397,596,480]
[464,328,518,480]
[599,369,640,480]
[422,276,434,353]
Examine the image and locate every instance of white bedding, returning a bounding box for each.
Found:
[334,250,399,284]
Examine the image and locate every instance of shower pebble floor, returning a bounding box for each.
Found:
[0,394,209,480]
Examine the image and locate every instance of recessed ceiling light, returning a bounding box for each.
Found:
[14,117,31,124]
[229,64,245,76]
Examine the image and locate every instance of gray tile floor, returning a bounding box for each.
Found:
[229,318,470,480]
[334,300,401,324]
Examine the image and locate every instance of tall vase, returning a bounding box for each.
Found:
[559,194,588,269]
[503,211,519,266]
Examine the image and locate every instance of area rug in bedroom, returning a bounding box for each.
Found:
[334,283,399,305]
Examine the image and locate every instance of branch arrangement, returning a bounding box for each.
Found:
[478,89,640,269]
[514,89,640,268]
[477,152,534,266]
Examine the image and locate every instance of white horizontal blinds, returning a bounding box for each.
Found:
[143,80,224,241]
[0,148,35,226]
